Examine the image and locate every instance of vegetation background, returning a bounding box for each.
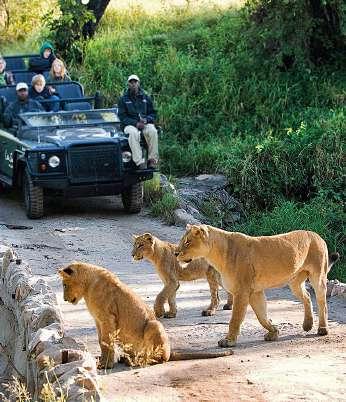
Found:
[0,0,344,280]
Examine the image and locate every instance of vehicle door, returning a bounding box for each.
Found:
[0,128,25,183]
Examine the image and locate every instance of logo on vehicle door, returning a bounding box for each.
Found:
[5,149,13,169]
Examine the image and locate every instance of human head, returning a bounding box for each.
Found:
[127,74,140,94]
[51,58,66,78]
[0,57,6,73]
[32,74,46,93]
[40,41,55,59]
[16,82,29,101]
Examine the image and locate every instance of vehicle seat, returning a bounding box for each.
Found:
[63,102,92,111]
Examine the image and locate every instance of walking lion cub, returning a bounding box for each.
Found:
[59,261,233,368]
[132,233,233,318]
[175,225,339,348]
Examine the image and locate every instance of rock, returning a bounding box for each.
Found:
[175,174,243,228]
[174,208,201,226]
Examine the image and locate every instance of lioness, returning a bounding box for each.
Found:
[59,261,233,368]
[132,233,233,318]
[175,224,339,348]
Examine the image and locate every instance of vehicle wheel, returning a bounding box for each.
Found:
[121,183,143,213]
[23,169,44,219]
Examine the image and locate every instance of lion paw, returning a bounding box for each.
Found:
[202,309,216,316]
[303,318,313,332]
[218,338,236,348]
[163,312,176,318]
[154,309,165,318]
[317,327,328,336]
[97,357,114,369]
[222,303,232,310]
[264,330,279,342]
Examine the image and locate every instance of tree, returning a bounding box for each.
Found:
[82,0,111,38]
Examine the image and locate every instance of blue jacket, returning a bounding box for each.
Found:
[3,99,44,127]
[118,89,157,128]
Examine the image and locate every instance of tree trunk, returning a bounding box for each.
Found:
[308,0,345,64]
[82,0,111,38]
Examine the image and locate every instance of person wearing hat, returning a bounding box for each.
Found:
[3,82,44,128]
[118,74,159,169]
[28,41,56,73]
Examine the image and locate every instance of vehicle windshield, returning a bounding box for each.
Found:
[19,109,119,128]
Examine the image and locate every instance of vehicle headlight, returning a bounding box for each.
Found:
[48,155,60,168]
[122,151,132,163]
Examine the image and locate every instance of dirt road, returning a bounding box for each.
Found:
[1,193,345,401]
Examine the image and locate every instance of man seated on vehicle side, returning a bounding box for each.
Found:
[118,74,159,169]
[3,82,44,128]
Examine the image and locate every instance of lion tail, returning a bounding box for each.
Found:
[169,349,233,361]
[328,252,340,272]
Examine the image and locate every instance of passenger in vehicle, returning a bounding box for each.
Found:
[28,41,56,73]
[49,58,71,82]
[3,82,44,128]
[118,74,159,169]
[29,74,60,112]
[0,57,14,86]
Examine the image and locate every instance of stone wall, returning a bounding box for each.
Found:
[0,245,101,401]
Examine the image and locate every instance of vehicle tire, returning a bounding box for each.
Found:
[23,169,44,219]
[121,183,143,213]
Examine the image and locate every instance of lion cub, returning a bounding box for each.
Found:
[59,261,233,368]
[132,233,232,318]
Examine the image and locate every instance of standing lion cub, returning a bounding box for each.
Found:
[132,233,233,318]
[176,225,339,348]
[59,261,233,368]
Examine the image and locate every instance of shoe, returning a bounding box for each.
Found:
[137,162,147,170]
[148,159,158,169]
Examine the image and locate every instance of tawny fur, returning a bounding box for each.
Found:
[58,261,233,368]
[176,224,339,348]
[132,233,233,318]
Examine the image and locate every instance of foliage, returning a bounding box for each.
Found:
[45,0,95,62]
[151,192,179,225]
[0,0,54,45]
[233,196,345,282]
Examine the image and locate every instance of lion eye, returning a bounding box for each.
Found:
[63,284,67,289]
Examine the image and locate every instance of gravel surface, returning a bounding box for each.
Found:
[1,193,345,401]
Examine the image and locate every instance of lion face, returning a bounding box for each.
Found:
[176,224,209,263]
[132,233,155,261]
[58,263,85,305]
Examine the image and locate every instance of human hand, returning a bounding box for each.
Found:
[48,86,55,95]
[136,121,145,130]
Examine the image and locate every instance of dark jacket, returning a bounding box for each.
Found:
[28,42,56,73]
[118,89,157,128]
[3,99,44,128]
[29,85,59,100]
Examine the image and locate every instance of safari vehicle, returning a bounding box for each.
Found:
[0,108,154,218]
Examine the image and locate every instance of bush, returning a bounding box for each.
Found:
[233,196,345,282]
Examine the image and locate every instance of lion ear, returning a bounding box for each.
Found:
[132,234,139,241]
[143,233,153,243]
[186,224,192,230]
[59,266,74,277]
[191,225,208,239]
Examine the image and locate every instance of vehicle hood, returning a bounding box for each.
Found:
[44,127,121,146]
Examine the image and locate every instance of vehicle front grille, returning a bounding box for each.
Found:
[68,144,121,184]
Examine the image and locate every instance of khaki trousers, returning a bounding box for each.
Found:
[124,124,159,166]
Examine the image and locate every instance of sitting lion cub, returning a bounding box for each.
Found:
[59,261,233,368]
[132,233,233,318]
[176,225,339,348]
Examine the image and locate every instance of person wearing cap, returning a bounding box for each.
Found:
[28,41,56,73]
[118,74,159,169]
[3,82,44,128]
